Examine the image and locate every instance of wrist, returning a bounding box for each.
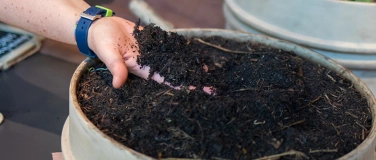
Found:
[75,5,115,58]
[86,17,110,55]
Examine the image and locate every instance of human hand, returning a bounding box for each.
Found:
[87,17,144,88]
[86,17,171,88]
[87,17,215,94]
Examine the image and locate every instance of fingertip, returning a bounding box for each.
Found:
[96,45,128,89]
[111,63,128,88]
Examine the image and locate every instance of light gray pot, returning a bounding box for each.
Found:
[224,0,376,70]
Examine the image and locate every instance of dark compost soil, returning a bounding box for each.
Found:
[77,24,372,160]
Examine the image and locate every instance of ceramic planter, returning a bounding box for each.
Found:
[62,29,376,160]
[224,0,376,69]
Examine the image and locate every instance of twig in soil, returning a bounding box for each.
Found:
[226,117,237,125]
[254,120,266,125]
[280,88,300,92]
[331,123,340,136]
[324,94,337,109]
[364,115,369,126]
[231,88,257,92]
[155,89,174,98]
[112,134,127,141]
[326,71,336,83]
[309,96,322,106]
[309,149,338,154]
[257,78,264,90]
[246,44,254,52]
[335,141,340,147]
[158,143,177,150]
[338,86,347,92]
[345,111,359,119]
[194,38,249,54]
[355,122,368,130]
[165,92,175,96]
[100,112,106,124]
[167,127,195,140]
[279,120,305,131]
[329,93,338,98]
[255,150,309,160]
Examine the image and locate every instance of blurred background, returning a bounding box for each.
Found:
[41,0,225,64]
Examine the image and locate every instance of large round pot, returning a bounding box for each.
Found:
[61,29,376,160]
[223,0,376,70]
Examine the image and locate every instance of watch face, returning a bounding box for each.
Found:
[0,31,32,58]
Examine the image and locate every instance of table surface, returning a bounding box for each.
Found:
[0,53,77,160]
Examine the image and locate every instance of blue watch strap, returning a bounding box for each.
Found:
[75,6,114,58]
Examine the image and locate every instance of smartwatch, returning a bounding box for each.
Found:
[75,6,115,58]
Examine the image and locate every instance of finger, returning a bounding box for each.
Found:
[96,45,128,88]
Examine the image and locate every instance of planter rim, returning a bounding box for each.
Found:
[67,28,376,160]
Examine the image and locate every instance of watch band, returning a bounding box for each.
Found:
[75,6,115,58]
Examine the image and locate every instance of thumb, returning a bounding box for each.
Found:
[96,45,128,88]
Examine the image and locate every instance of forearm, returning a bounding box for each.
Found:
[0,0,90,44]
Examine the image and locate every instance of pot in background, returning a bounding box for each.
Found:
[223,0,376,94]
